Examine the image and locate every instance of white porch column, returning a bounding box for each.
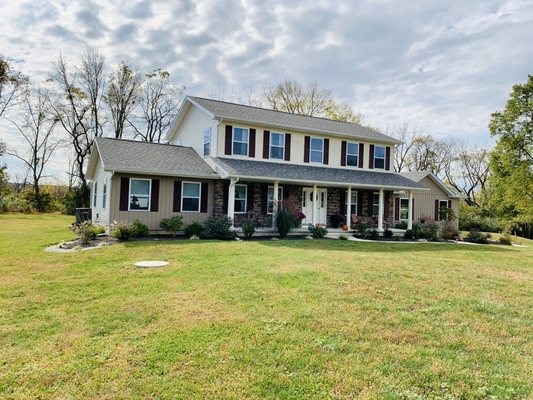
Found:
[228,178,237,228]
[377,188,384,232]
[346,186,352,228]
[312,183,318,225]
[407,190,413,230]
[272,181,279,228]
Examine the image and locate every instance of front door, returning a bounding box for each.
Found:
[302,188,327,225]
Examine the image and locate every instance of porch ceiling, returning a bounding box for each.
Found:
[212,157,426,190]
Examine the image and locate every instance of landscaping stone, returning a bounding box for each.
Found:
[134,261,169,268]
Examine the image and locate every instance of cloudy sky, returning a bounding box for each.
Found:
[1,0,532,182]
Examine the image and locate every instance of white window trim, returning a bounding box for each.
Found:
[374,145,386,169]
[203,128,211,156]
[232,126,249,156]
[270,132,285,160]
[346,142,359,168]
[438,199,449,221]
[310,137,324,164]
[93,182,98,207]
[128,178,151,212]
[267,186,284,214]
[181,181,201,213]
[399,197,409,221]
[345,190,358,216]
[234,184,247,214]
[102,182,107,209]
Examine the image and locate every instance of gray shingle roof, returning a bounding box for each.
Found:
[95,137,217,178]
[399,171,429,182]
[213,158,424,190]
[190,96,401,144]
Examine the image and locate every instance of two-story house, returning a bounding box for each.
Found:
[86,96,461,233]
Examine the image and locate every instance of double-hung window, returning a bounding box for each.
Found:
[203,128,210,156]
[372,192,380,216]
[374,145,385,169]
[400,198,409,220]
[129,179,151,211]
[438,200,449,221]
[182,182,201,212]
[270,132,285,159]
[345,190,358,216]
[233,127,249,156]
[310,138,323,163]
[93,182,98,207]
[346,143,359,167]
[267,186,283,214]
[234,184,247,213]
[102,182,107,208]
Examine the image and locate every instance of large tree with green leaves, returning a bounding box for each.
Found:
[489,75,533,237]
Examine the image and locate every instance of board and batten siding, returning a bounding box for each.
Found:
[109,174,214,231]
[90,155,112,226]
[396,176,459,228]
[172,104,218,157]
[216,121,395,171]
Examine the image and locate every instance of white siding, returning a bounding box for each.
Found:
[90,154,112,227]
[172,105,218,157]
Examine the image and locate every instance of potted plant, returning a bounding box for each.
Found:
[341,224,349,231]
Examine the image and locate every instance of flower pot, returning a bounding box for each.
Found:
[342,225,349,231]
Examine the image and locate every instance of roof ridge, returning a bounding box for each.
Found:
[189,96,370,129]
[96,136,191,149]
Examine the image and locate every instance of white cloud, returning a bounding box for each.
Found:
[1,0,532,182]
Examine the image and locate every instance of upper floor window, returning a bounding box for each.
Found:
[93,182,98,207]
[267,186,283,214]
[102,182,107,209]
[374,145,385,169]
[270,132,285,160]
[129,178,151,211]
[203,128,210,156]
[234,184,247,213]
[310,137,323,163]
[182,182,201,212]
[233,127,249,156]
[346,143,359,167]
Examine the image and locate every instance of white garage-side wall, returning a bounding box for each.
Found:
[90,154,112,227]
[171,104,218,157]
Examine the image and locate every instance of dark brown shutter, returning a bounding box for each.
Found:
[448,200,452,209]
[247,183,254,211]
[261,183,268,214]
[394,197,400,220]
[200,182,208,213]
[222,181,229,214]
[150,179,159,211]
[412,198,415,221]
[173,180,182,212]
[358,143,364,168]
[249,128,256,157]
[282,186,289,200]
[224,125,232,155]
[323,138,329,165]
[369,145,375,169]
[384,192,390,218]
[357,191,364,216]
[263,130,270,159]
[284,134,291,161]
[385,147,391,171]
[340,190,346,214]
[304,136,310,163]
[341,141,347,166]
[434,199,439,221]
[119,177,129,211]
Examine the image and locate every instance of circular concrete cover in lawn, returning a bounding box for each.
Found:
[135,261,169,268]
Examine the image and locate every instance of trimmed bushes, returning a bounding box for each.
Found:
[160,216,183,237]
[202,216,236,240]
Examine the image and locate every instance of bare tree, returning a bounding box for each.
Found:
[0,55,27,118]
[388,122,425,172]
[104,63,143,139]
[264,79,361,123]
[79,50,106,137]
[5,86,59,210]
[131,70,184,143]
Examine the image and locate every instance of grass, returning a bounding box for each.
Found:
[0,213,532,399]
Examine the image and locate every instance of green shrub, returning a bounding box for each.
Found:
[69,221,97,244]
[459,206,501,233]
[275,208,299,238]
[111,221,133,241]
[439,221,459,241]
[368,229,379,240]
[308,224,328,238]
[131,220,149,237]
[202,216,236,240]
[338,234,348,240]
[383,228,393,238]
[465,229,489,244]
[418,222,439,241]
[241,219,256,239]
[93,225,106,235]
[354,222,370,237]
[404,229,415,240]
[394,221,407,229]
[499,234,512,245]
[184,222,204,238]
[160,216,183,236]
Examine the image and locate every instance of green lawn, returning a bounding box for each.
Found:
[0,214,532,399]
